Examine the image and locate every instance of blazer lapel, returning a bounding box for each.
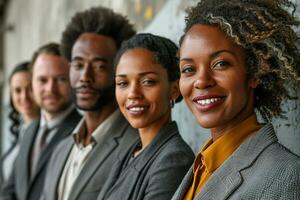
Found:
[51,138,74,199]
[68,114,131,200]
[131,121,178,172]
[171,167,194,200]
[19,121,39,183]
[109,122,178,199]
[29,109,80,185]
[195,124,277,200]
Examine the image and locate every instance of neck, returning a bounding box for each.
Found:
[83,103,117,144]
[136,111,171,155]
[23,113,39,124]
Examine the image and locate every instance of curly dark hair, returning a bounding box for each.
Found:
[30,42,61,68]
[61,6,136,61]
[8,62,31,145]
[180,0,300,121]
[114,33,182,103]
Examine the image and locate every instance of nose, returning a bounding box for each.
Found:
[45,79,57,93]
[128,82,143,99]
[20,89,28,101]
[79,64,93,83]
[193,67,215,89]
[22,89,31,100]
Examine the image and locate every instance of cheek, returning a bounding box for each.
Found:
[11,95,20,109]
[69,70,79,87]
[179,78,192,99]
[115,89,126,107]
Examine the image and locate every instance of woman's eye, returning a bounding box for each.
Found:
[142,79,156,86]
[213,61,230,69]
[180,65,195,74]
[116,81,128,88]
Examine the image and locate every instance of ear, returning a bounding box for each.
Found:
[248,78,258,89]
[170,79,180,101]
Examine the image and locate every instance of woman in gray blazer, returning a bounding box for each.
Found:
[172,0,300,199]
[97,33,194,200]
[0,62,39,186]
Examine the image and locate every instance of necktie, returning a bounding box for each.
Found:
[39,125,50,150]
[31,125,50,177]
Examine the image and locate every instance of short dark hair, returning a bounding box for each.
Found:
[114,33,182,103]
[30,42,61,68]
[181,0,300,121]
[61,6,136,61]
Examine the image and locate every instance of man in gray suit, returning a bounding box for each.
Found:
[42,6,138,200]
[0,43,81,200]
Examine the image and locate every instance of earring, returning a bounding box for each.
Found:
[170,99,175,108]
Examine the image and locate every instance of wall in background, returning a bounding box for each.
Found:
[1,0,299,155]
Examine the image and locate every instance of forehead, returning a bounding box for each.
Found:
[32,53,69,76]
[72,33,117,60]
[11,71,31,86]
[116,48,166,75]
[180,24,244,57]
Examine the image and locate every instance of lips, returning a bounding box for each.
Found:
[192,95,225,112]
[42,95,60,102]
[126,104,149,116]
[76,87,97,98]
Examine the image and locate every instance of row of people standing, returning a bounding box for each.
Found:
[1,0,300,199]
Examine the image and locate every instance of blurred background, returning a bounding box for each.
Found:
[0,0,299,155]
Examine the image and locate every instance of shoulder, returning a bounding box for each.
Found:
[151,132,195,168]
[51,135,73,157]
[261,141,300,170]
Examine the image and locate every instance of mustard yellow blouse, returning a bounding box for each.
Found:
[184,114,262,200]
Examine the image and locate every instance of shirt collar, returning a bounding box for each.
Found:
[199,113,262,173]
[72,109,121,146]
[40,104,75,129]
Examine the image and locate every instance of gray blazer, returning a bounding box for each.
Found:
[172,124,300,200]
[42,112,138,200]
[97,121,195,200]
[0,109,81,200]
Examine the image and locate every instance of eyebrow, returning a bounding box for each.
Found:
[180,49,236,62]
[72,56,109,63]
[116,71,158,77]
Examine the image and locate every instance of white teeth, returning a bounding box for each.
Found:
[197,98,221,105]
[129,107,145,111]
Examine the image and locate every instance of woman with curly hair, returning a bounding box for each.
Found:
[0,62,39,184]
[97,33,194,200]
[172,0,300,199]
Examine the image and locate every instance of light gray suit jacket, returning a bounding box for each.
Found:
[0,109,81,200]
[42,111,138,200]
[97,121,195,200]
[172,124,300,200]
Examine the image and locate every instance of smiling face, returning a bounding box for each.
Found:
[179,25,257,137]
[10,71,39,120]
[70,33,117,111]
[115,48,179,132]
[32,53,72,116]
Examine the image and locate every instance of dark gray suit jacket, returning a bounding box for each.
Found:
[42,111,138,200]
[97,121,195,200]
[172,124,300,200]
[0,109,81,200]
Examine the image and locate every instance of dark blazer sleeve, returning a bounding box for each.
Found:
[142,143,194,200]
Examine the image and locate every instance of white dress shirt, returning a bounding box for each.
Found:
[58,110,121,200]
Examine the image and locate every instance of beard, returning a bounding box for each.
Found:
[71,83,115,112]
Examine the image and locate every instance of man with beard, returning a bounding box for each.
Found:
[0,43,81,200]
[41,7,138,200]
